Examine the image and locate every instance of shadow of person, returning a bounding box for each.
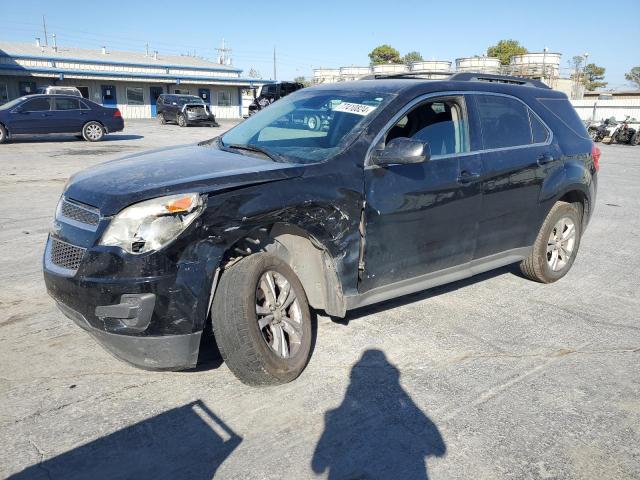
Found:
[312,350,445,480]
[9,401,240,480]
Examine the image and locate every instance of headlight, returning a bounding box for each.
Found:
[100,193,204,254]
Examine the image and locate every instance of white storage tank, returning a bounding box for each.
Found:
[410,60,452,73]
[509,52,561,78]
[455,56,501,74]
[313,68,341,84]
[372,63,409,74]
[339,66,372,81]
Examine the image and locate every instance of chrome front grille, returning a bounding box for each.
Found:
[50,238,86,271]
[60,198,100,227]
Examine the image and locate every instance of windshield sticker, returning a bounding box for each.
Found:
[332,102,378,116]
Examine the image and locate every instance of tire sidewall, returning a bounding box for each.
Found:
[535,203,582,282]
[241,255,313,383]
[83,121,104,141]
[178,114,187,127]
[158,113,166,124]
[0,124,7,144]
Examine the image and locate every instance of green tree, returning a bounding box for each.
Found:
[487,39,528,65]
[293,76,312,87]
[583,63,607,90]
[368,44,402,65]
[402,51,423,65]
[625,66,640,88]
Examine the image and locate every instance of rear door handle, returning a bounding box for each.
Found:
[457,171,481,184]
[537,153,555,166]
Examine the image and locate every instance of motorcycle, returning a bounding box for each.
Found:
[609,116,640,145]
[588,117,617,143]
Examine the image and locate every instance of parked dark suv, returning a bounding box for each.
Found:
[43,73,599,385]
[156,94,219,127]
[248,81,305,116]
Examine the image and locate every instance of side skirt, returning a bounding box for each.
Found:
[345,247,531,311]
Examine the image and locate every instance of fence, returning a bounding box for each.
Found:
[570,99,640,122]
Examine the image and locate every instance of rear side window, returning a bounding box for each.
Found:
[476,95,532,149]
[530,112,549,143]
[537,98,589,139]
[21,97,51,112]
[54,98,81,110]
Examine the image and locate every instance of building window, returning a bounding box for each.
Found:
[126,87,144,105]
[0,83,8,104]
[218,90,231,106]
[77,86,90,99]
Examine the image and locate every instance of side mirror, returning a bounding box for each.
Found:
[371,137,431,166]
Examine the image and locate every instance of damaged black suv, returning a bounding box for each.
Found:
[44,73,599,385]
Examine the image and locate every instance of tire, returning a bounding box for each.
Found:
[588,128,598,141]
[0,124,7,144]
[307,115,321,131]
[519,201,582,283]
[157,112,167,125]
[211,252,313,386]
[631,131,640,146]
[82,121,105,142]
[177,114,187,127]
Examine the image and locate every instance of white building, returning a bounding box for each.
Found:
[0,41,271,119]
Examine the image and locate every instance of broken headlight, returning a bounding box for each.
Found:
[100,193,204,254]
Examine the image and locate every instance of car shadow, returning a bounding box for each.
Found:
[8,400,241,480]
[312,349,446,479]
[340,264,522,324]
[6,134,144,143]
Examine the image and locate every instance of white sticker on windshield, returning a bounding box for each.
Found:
[332,102,378,116]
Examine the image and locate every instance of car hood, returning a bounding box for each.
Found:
[65,144,305,215]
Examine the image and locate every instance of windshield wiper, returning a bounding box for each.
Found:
[223,143,284,162]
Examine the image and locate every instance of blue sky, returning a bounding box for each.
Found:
[1,0,638,88]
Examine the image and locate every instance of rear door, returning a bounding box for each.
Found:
[361,94,483,291]
[101,85,117,107]
[50,97,85,132]
[10,97,52,133]
[470,93,557,258]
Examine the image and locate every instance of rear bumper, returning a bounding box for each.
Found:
[56,300,201,370]
[105,118,125,133]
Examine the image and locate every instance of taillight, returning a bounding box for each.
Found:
[592,144,601,172]
[113,109,122,118]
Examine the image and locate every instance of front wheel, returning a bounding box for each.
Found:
[520,201,582,283]
[212,252,313,386]
[82,121,105,142]
[631,131,640,146]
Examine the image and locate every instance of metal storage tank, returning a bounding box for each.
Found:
[313,68,341,84]
[410,60,452,73]
[508,52,561,78]
[455,56,501,74]
[372,64,409,74]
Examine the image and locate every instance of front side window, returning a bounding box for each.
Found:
[126,87,144,105]
[54,98,81,110]
[218,91,231,106]
[476,95,533,149]
[385,97,470,157]
[0,83,8,104]
[21,97,51,112]
[220,89,392,164]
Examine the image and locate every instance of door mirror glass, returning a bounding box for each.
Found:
[371,137,431,166]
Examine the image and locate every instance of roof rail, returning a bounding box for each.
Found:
[448,72,551,89]
[361,71,454,80]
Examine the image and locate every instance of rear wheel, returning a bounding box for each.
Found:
[157,112,167,125]
[82,121,105,142]
[177,114,187,127]
[211,252,313,386]
[0,124,7,144]
[520,201,582,283]
[632,131,640,146]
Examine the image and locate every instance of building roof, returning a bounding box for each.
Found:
[0,41,241,73]
[584,89,640,96]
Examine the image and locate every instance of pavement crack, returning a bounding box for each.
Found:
[28,438,52,480]
[453,346,639,363]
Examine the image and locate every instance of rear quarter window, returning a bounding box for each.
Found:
[537,98,589,139]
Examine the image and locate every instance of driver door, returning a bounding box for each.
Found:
[360,95,483,292]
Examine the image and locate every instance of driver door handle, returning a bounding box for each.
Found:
[537,153,555,166]
[457,171,481,184]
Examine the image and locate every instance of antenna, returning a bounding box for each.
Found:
[145,43,149,57]
[216,39,232,65]
[42,15,48,46]
[273,46,277,80]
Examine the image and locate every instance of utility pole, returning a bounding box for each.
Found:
[42,15,48,46]
[216,39,232,65]
[273,46,277,80]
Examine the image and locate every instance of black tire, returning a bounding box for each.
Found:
[82,121,105,142]
[307,115,321,131]
[211,252,313,386]
[157,112,167,125]
[520,201,582,283]
[631,131,640,146]
[177,114,187,127]
[0,124,7,144]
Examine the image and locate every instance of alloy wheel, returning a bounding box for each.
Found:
[255,270,303,358]
[546,217,576,271]
[85,124,103,140]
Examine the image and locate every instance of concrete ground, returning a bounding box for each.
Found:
[0,120,638,479]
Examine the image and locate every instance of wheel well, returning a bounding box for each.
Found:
[219,223,346,317]
[558,190,588,222]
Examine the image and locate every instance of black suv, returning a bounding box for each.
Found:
[248,81,305,116]
[156,94,219,127]
[44,73,599,385]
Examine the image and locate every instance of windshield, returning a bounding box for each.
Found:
[221,89,392,164]
[0,97,27,110]
[178,96,204,105]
